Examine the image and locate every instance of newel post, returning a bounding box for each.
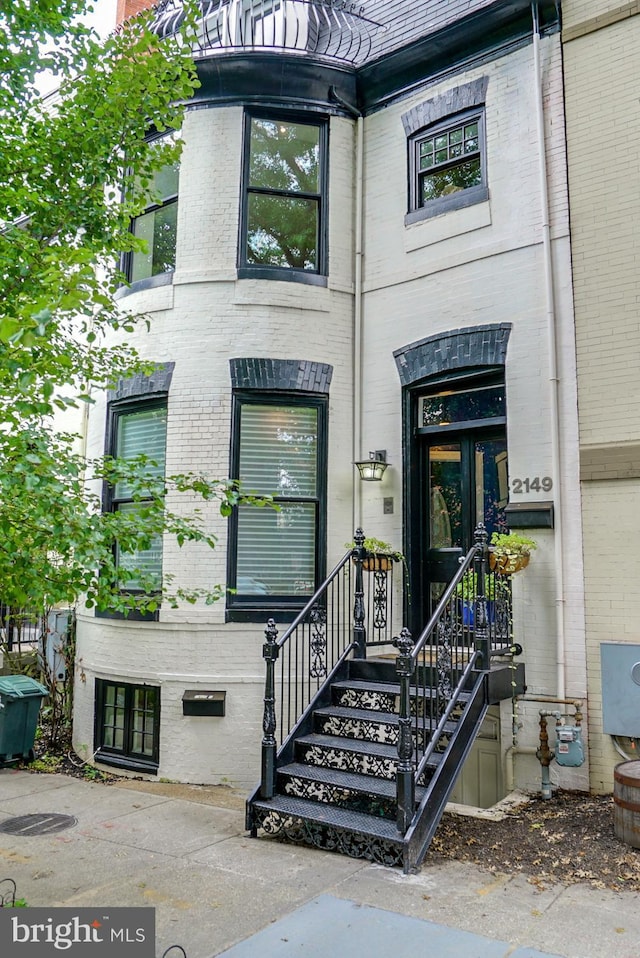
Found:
[394,627,415,833]
[473,522,490,671]
[352,527,367,659]
[260,618,279,799]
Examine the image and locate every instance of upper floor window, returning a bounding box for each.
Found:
[408,110,487,220]
[125,137,179,285]
[239,114,327,279]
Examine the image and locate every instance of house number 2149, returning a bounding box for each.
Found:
[511,477,553,493]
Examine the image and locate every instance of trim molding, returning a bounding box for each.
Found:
[229,358,333,393]
[580,442,640,482]
[563,2,640,43]
[109,362,175,404]
[401,76,489,136]
[394,324,511,387]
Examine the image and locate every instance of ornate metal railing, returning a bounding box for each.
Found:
[259,527,400,797]
[152,0,382,64]
[393,523,515,833]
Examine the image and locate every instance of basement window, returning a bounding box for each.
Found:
[94,679,160,773]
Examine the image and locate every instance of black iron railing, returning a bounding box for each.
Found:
[393,523,514,833]
[257,522,515,811]
[259,527,400,797]
[152,0,382,64]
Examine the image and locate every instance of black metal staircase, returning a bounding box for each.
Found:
[246,525,524,873]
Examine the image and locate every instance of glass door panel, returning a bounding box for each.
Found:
[428,443,462,549]
[474,437,509,539]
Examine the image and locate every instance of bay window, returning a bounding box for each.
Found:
[228,394,327,619]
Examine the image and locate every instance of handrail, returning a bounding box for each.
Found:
[414,651,480,782]
[274,548,352,650]
[409,545,478,670]
[258,527,399,798]
[394,522,514,832]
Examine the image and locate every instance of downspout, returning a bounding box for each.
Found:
[354,113,364,530]
[532,3,566,697]
[330,86,364,531]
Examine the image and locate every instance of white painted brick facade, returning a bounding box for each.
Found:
[74,26,588,798]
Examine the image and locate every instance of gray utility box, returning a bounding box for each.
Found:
[0,675,48,764]
[601,642,640,736]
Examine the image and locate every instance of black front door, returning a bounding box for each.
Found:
[404,375,509,630]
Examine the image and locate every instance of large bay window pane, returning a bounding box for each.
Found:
[230,399,324,612]
[127,143,179,284]
[111,404,167,593]
[241,115,325,274]
[236,502,316,596]
[239,404,318,495]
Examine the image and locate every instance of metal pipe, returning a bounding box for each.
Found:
[531,1,567,698]
[520,694,583,725]
[327,86,364,530]
[353,113,364,529]
[536,711,556,799]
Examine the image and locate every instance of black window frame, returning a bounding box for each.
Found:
[238,110,329,284]
[99,396,168,622]
[407,108,488,224]
[94,679,160,773]
[121,131,179,290]
[226,390,328,622]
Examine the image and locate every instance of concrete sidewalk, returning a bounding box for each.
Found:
[0,769,638,958]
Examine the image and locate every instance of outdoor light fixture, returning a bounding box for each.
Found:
[355,450,389,481]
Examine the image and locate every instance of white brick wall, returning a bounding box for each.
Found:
[358,35,587,792]
[75,33,589,798]
[74,107,358,786]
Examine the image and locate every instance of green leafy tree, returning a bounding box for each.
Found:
[0,1,267,617]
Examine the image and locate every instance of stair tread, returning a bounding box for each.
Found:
[332,679,471,702]
[278,762,427,802]
[295,732,443,766]
[251,793,404,843]
[332,679,401,696]
[315,704,459,733]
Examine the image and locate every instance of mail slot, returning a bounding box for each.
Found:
[182,690,226,716]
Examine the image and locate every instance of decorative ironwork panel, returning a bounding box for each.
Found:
[308,604,327,679]
[301,744,397,780]
[372,569,388,629]
[252,808,404,866]
[282,777,396,820]
[335,688,397,712]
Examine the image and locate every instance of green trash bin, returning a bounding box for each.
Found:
[0,675,48,766]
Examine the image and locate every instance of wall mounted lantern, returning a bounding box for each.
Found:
[355,450,389,482]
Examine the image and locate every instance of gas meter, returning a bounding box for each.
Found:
[555,724,585,767]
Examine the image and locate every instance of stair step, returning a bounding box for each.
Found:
[294,732,441,784]
[314,704,458,746]
[251,793,405,846]
[278,762,427,804]
[331,679,471,713]
[333,679,470,699]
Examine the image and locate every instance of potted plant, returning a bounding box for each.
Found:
[490,531,537,575]
[345,537,404,572]
[455,569,499,626]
